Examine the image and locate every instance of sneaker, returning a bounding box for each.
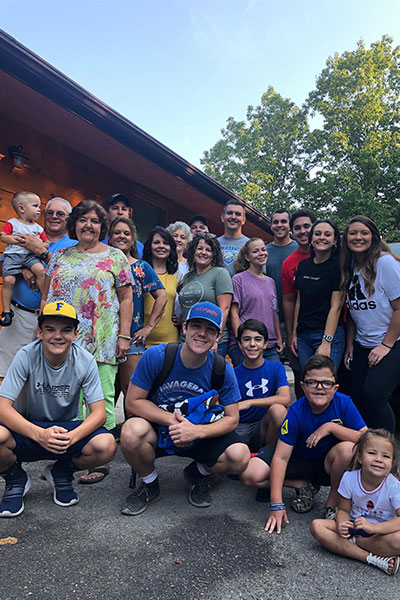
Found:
[324,506,338,520]
[183,462,211,508]
[0,463,31,518]
[290,481,320,513]
[121,478,160,515]
[366,553,400,575]
[44,462,78,507]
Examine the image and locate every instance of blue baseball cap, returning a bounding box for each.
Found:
[185,302,222,331]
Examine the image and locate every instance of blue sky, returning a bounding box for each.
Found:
[2,0,400,166]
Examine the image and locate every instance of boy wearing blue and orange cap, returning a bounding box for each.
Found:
[0,301,116,517]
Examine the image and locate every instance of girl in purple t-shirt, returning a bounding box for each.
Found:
[230,238,283,366]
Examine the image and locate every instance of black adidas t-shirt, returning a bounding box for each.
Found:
[294,256,342,332]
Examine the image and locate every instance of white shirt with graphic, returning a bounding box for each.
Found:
[346,254,400,347]
[338,469,400,524]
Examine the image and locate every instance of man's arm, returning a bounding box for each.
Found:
[238,385,290,412]
[282,292,296,348]
[125,381,178,426]
[65,400,107,446]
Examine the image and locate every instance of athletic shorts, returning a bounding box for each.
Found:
[255,444,331,486]
[235,421,261,452]
[4,420,111,462]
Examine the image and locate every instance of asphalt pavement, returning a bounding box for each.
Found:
[1,383,399,599]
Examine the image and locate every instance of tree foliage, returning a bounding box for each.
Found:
[201,37,400,239]
[201,86,309,216]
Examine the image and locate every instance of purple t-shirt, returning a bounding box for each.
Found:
[231,271,278,349]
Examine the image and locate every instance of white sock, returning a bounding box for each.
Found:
[196,462,209,476]
[142,471,158,484]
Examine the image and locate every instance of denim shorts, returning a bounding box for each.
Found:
[128,340,146,355]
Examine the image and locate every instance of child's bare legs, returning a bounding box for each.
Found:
[2,275,16,313]
[324,441,354,508]
[261,405,287,446]
[30,262,45,292]
[311,519,399,573]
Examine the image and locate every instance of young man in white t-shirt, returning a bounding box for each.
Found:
[0,301,116,517]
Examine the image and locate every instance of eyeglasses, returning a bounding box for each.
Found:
[303,379,336,390]
[45,210,67,218]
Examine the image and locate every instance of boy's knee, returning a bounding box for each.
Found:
[224,443,250,474]
[120,418,153,449]
[310,518,325,540]
[0,425,13,446]
[84,432,116,460]
[240,457,270,487]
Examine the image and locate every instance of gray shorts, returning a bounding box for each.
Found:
[235,421,262,452]
[0,303,38,377]
[2,253,42,277]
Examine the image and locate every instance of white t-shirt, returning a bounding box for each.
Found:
[338,469,400,524]
[346,254,400,347]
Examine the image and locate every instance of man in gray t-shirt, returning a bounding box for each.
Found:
[0,301,116,518]
[217,200,249,277]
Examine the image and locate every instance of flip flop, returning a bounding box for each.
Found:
[78,467,110,485]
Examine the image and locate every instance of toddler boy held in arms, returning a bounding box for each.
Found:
[0,191,49,327]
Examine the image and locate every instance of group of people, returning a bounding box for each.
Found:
[0,191,400,577]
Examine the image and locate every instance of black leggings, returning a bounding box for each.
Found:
[350,340,400,433]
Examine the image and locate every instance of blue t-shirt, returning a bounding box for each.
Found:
[8,235,77,309]
[234,360,288,423]
[131,343,240,409]
[278,392,366,460]
[130,259,164,336]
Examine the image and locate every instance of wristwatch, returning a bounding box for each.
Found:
[40,250,49,261]
[322,334,333,343]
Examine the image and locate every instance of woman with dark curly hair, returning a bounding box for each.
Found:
[41,199,133,483]
[178,234,233,356]
[341,216,400,432]
[142,226,179,346]
[292,219,344,372]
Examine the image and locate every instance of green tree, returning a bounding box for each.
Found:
[304,36,400,238]
[201,86,309,216]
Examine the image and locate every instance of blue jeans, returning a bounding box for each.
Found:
[297,325,345,374]
[229,344,280,367]
[217,341,229,358]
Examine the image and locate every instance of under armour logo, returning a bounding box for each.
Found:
[245,378,269,397]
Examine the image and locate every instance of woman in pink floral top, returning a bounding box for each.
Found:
[42,201,133,440]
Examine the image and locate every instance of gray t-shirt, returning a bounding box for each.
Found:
[0,340,104,422]
[178,267,233,343]
[265,240,298,320]
[217,235,250,277]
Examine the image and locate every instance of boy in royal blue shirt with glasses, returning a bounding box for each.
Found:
[240,354,367,532]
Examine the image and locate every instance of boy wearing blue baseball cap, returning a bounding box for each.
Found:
[0,301,116,517]
[120,301,250,515]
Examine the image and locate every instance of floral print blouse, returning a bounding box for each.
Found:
[46,246,132,365]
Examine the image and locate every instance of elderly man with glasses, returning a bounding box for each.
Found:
[0,196,77,381]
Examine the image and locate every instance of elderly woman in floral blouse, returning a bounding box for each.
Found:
[42,200,133,483]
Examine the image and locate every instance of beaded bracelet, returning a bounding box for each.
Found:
[269,502,286,511]
[117,335,131,340]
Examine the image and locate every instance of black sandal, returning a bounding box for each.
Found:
[0,310,14,327]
